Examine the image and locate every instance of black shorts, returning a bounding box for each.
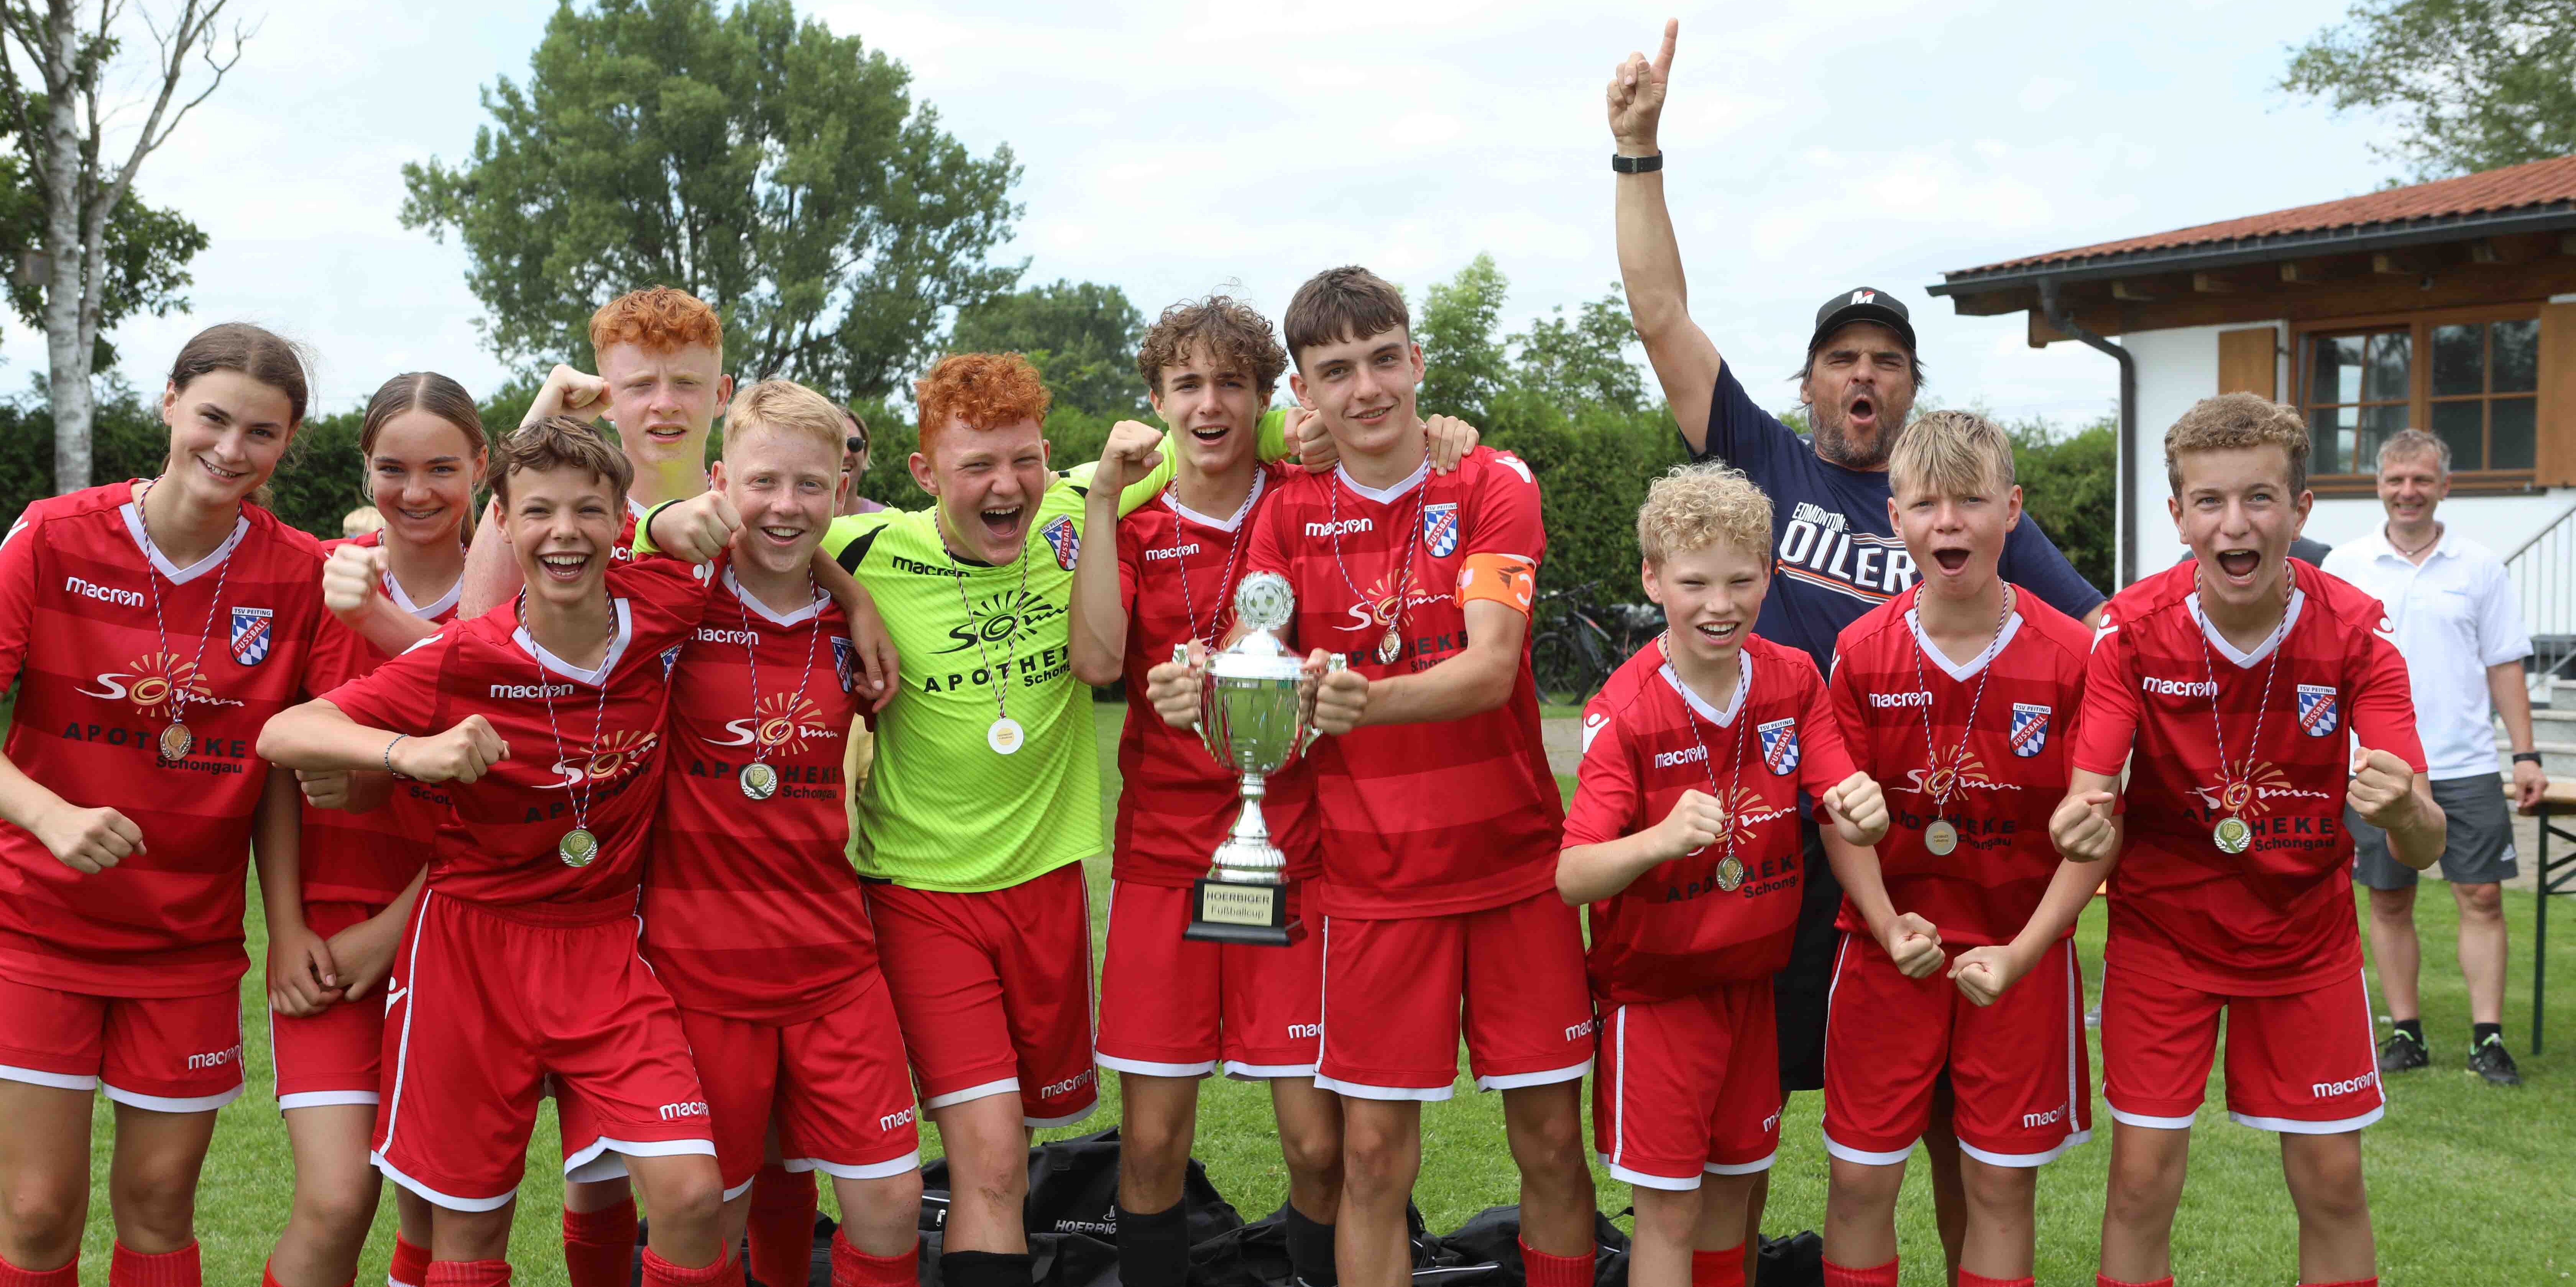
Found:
[2351,775,2519,890]
[1773,818,1839,1093]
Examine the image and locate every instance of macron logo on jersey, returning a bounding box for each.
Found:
[489,682,575,699]
[2142,676,2217,698]
[64,575,143,607]
[1142,543,1199,561]
[658,1100,710,1121]
[1868,690,1933,708]
[693,627,760,647]
[1653,744,1708,770]
[1306,518,1371,538]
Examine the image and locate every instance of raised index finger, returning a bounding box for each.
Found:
[1653,18,1677,77]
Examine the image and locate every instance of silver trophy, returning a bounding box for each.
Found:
[1180,571,1342,947]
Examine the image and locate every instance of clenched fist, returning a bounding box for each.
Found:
[1098,420,1166,494]
[2346,746,2420,828]
[1651,788,1728,861]
[393,715,509,785]
[1879,911,1945,979]
[36,802,144,875]
[1606,19,1677,153]
[321,543,386,619]
[1948,945,2021,1007]
[2050,789,2118,863]
[651,490,744,565]
[1819,772,1888,845]
[1309,653,1370,737]
[1148,642,1209,729]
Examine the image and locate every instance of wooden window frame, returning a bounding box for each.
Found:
[2294,302,2543,497]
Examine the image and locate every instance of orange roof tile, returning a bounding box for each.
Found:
[1952,154,2576,276]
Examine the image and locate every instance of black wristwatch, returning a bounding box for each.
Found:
[1611,151,1663,174]
[2513,751,2544,766]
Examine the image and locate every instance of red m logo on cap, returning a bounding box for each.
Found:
[1852,290,1875,304]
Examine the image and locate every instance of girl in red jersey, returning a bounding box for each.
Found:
[263,375,488,1287]
[0,324,331,1287]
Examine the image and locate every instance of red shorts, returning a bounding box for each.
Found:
[1822,934,2091,1167]
[372,890,715,1210]
[864,863,1098,1128]
[1096,880,1324,1080]
[1592,982,1780,1189]
[0,975,242,1112]
[270,901,389,1111]
[684,975,921,1195]
[2100,959,2384,1134]
[1315,892,1594,1100]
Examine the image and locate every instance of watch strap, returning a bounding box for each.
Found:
[1611,151,1664,174]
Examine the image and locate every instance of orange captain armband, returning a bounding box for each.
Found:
[1457,553,1537,614]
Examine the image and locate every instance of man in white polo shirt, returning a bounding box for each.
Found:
[2323,428,2546,1087]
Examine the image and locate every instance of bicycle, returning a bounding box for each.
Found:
[1528,582,1651,709]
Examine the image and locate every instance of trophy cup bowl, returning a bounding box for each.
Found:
[1182,571,1336,947]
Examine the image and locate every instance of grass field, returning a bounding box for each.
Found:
[58,703,2576,1284]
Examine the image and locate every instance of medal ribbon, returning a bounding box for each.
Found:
[2189,563,2294,824]
[733,568,824,786]
[1325,466,1428,662]
[943,517,1032,742]
[519,589,614,864]
[1905,585,2013,832]
[1672,634,1754,883]
[130,478,238,763]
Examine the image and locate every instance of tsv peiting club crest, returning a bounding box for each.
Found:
[2297,684,2338,737]
[2009,702,2050,757]
[1758,717,1800,776]
[230,607,273,666]
[1422,502,1459,558]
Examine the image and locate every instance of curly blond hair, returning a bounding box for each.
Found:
[1889,409,2014,498]
[2164,393,2310,496]
[1637,462,1773,565]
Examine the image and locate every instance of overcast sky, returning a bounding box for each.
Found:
[2,0,2390,428]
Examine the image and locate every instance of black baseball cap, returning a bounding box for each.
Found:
[1808,287,1916,358]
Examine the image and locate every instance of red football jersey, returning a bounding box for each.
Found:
[1827,584,2092,945]
[322,556,711,913]
[1564,634,1859,1003]
[2072,560,2423,995]
[0,484,327,996]
[1239,447,1560,919]
[1112,463,1319,887]
[641,566,875,1023]
[297,532,462,906]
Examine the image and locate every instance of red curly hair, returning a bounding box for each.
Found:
[916,352,1051,458]
[589,286,723,357]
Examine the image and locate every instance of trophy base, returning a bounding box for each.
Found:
[1184,875,1304,947]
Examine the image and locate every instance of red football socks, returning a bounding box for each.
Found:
[832,1231,920,1287]
[1822,1257,1899,1287]
[563,1199,639,1287]
[641,1249,738,1286]
[1689,1247,1745,1287]
[748,1165,819,1287]
[388,1235,432,1287]
[1958,1272,2034,1287]
[424,1264,512,1286]
[108,1242,199,1287]
[2096,1276,2174,1287]
[1518,1239,1593,1287]
[0,1250,78,1287]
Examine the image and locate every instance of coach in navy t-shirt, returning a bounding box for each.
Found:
[1607,23,2105,1269]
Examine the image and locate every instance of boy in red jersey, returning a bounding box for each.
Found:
[0,325,329,1287]
[618,379,923,1287]
[1983,394,2442,1287]
[266,374,489,1287]
[259,418,736,1287]
[1558,462,1888,1287]
[1815,412,2095,1287]
[1069,297,1345,1287]
[1147,267,1594,1287]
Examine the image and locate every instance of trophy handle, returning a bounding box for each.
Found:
[1173,642,1209,735]
[1300,652,1347,753]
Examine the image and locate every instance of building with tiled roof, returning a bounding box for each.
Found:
[1925,155,2576,596]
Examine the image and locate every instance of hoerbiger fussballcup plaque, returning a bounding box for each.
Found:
[1180,571,1339,946]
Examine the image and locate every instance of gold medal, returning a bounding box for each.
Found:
[1715,855,1745,891]
[1925,818,1959,856]
[740,761,779,801]
[158,722,192,762]
[988,716,1024,756]
[2212,816,2252,854]
[559,827,599,868]
[1376,626,1401,665]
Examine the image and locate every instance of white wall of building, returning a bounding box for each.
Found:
[2112,322,2576,630]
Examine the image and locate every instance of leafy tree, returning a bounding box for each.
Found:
[0,0,244,492]
[1511,286,1646,417]
[1414,253,1506,424]
[2282,0,2576,180]
[949,279,1145,417]
[2007,413,2116,593]
[401,0,1024,399]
